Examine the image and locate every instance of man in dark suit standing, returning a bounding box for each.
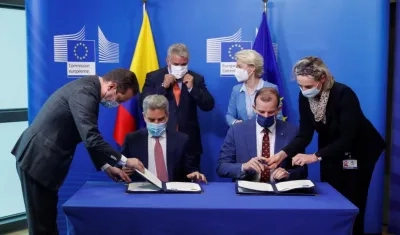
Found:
[121,94,207,182]
[141,43,215,170]
[11,69,145,235]
[217,88,307,182]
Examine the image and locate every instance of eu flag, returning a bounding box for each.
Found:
[253,12,288,121]
[67,40,95,62]
[221,42,252,62]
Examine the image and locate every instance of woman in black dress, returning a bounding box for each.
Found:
[267,56,385,235]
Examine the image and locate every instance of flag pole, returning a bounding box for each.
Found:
[262,0,267,13]
[142,0,147,13]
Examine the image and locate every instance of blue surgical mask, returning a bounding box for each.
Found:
[147,122,166,137]
[101,89,119,108]
[256,114,275,128]
[301,84,321,98]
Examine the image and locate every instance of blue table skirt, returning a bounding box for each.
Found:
[63,181,358,235]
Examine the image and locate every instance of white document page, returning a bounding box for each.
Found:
[237,180,274,192]
[127,182,162,192]
[165,182,201,192]
[275,180,314,192]
[134,168,163,189]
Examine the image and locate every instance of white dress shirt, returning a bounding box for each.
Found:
[241,119,276,181]
[148,132,168,177]
[256,119,276,158]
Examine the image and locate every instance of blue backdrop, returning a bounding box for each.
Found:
[25,0,388,234]
[388,1,400,234]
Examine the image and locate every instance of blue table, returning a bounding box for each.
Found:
[63,181,358,235]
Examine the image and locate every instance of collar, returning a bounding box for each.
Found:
[240,79,264,93]
[148,131,167,138]
[255,118,276,134]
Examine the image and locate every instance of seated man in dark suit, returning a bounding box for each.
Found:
[217,88,307,182]
[122,94,207,182]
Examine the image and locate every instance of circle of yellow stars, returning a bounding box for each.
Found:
[73,42,88,60]
[228,43,244,60]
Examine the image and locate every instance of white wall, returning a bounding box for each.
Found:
[0,7,27,218]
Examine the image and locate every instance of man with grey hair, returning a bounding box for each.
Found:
[141,43,215,169]
[122,94,207,182]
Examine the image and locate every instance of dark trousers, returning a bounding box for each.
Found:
[16,163,59,235]
[321,162,374,235]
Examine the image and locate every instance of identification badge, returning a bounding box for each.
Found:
[343,159,357,169]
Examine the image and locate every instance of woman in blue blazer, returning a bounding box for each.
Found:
[226,49,277,126]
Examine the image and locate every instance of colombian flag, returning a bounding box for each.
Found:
[113,3,159,146]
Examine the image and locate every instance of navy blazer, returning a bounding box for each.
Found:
[217,119,307,181]
[140,67,215,156]
[121,129,198,182]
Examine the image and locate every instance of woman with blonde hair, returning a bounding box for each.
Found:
[266,56,385,235]
[225,49,277,126]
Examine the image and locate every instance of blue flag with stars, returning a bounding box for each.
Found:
[67,40,95,62]
[221,42,252,62]
[253,12,288,121]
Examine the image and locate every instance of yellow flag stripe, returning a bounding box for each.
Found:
[130,7,159,92]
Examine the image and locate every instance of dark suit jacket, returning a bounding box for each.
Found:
[11,76,122,190]
[282,82,385,173]
[121,129,198,182]
[140,67,215,155]
[217,119,308,181]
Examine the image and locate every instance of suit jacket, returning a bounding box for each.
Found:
[226,81,277,126]
[11,76,121,190]
[282,82,385,172]
[217,119,308,181]
[140,67,215,155]
[121,129,198,182]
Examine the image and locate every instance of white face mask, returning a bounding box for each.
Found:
[170,64,188,79]
[234,68,250,82]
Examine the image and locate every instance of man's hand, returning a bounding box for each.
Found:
[187,171,207,183]
[163,74,176,88]
[183,74,194,89]
[242,156,268,174]
[265,151,287,169]
[125,158,145,173]
[271,167,290,180]
[122,166,134,176]
[292,154,318,166]
[105,166,132,183]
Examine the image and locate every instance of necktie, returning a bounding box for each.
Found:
[154,137,168,182]
[172,82,180,131]
[260,129,271,182]
[173,82,181,106]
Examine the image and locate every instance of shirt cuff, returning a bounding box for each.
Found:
[119,155,127,166]
[101,164,111,171]
[101,155,127,172]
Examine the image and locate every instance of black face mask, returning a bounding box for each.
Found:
[256,114,275,128]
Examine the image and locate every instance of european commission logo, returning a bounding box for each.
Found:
[206,28,252,76]
[54,26,120,77]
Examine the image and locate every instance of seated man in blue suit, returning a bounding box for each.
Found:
[121,94,207,183]
[217,87,307,182]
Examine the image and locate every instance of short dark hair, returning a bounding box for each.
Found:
[254,87,280,107]
[102,68,139,94]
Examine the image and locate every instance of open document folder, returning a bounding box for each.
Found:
[236,179,317,196]
[126,169,203,194]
